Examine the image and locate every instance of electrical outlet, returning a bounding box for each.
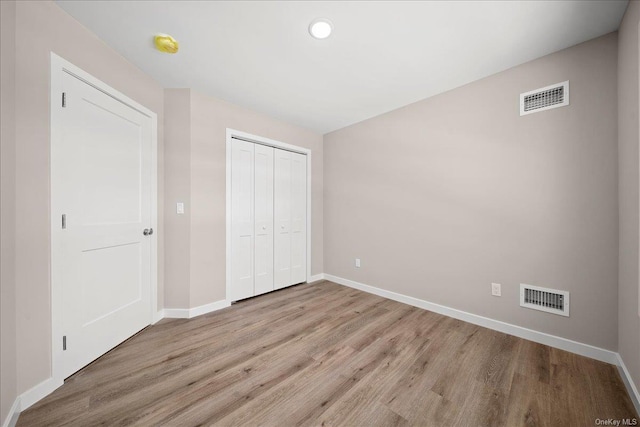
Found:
[491,283,501,297]
[177,202,184,214]
[355,258,361,268]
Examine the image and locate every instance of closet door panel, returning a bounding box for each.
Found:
[230,139,255,301]
[290,152,307,285]
[254,144,274,295]
[274,149,292,289]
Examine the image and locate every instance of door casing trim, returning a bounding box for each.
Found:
[50,52,158,385]
[225,128,313,304]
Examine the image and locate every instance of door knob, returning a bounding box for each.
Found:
[143,228,154,236]
[262,225,267,230]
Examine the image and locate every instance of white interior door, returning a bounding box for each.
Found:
[254,144,274,295]
[59,72,153,379]
[290,152,307,284]
[274,149,292,289]
[230,139,255,300]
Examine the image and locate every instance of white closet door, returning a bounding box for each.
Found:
[274,149,292,289]
[254,144,274,295]
[290,152,307,284]
[230,139,255,301]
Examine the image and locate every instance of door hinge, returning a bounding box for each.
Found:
[62,214,66,229]
[62,92,66,108]
[63,335,67,351]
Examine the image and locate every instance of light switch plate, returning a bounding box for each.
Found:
[177,202,184,214]
[355,258,361,268]
[491,283,501,297]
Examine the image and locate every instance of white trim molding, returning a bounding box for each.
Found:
[152,310,164,324]
[2,397,20,427]
[307,273,326,283]
[50,52,159,386]
[323,274,640,411]
[6,275,639,425]
[2,376,64,426]
[1,376,68,427]
[1,298,230,427]
[324,274,618,364]
[617,354,640,415]
[163,299,231,319]
[18,377,63,412]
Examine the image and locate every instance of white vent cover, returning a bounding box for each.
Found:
[520,284,570,317]
[520,81,569,116]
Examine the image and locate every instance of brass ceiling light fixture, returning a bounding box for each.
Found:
[154,34,179,54]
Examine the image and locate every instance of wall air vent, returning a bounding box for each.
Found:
[520,81,569,116]
[520,284,570,317]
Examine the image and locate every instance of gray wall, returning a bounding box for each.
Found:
[2,1,636,423]
[189,90,324,305]
[324,33,619,350]
[9,0,166,401]
[1,1,17,423]
[1,5,322,418]
[164,89,192,308]
[163,89,323,308]
[618,0,640,395]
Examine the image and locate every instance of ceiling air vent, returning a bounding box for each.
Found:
[520,284,570,317]
[520,81,569,116]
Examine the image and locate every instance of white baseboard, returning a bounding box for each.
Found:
[324,274,640,410]
[2,397,20,427]
[162,308,189,319]
[19,377,63,411]
[152,309,164,324]
[1,299,229,426]
[308,273,326,283]
[324,274,619,364]
[2,375,64,426]
[163,299,231,319]
[617,354,640,415]
[5,276,637,424]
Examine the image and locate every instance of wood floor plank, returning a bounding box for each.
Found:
[384,331,463,413]
[504,373,551,427]
[384,317,482,417]
[17,281,639,427]
[212,345,359,426]
[516,340,551,385]
[398,390,461,426]
[549,347,637,425]
[337,403,410,427]
[314,332,436,426]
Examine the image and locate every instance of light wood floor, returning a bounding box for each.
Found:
[18,281,637,426]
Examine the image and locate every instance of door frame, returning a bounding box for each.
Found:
[225,129,312,303]
[50,53,158,384]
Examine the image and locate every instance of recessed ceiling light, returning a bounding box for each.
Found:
[309,18,333,40]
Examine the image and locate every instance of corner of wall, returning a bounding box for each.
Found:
[1,0,18,424]
[163,88,193,309]
[617,0,640,403]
